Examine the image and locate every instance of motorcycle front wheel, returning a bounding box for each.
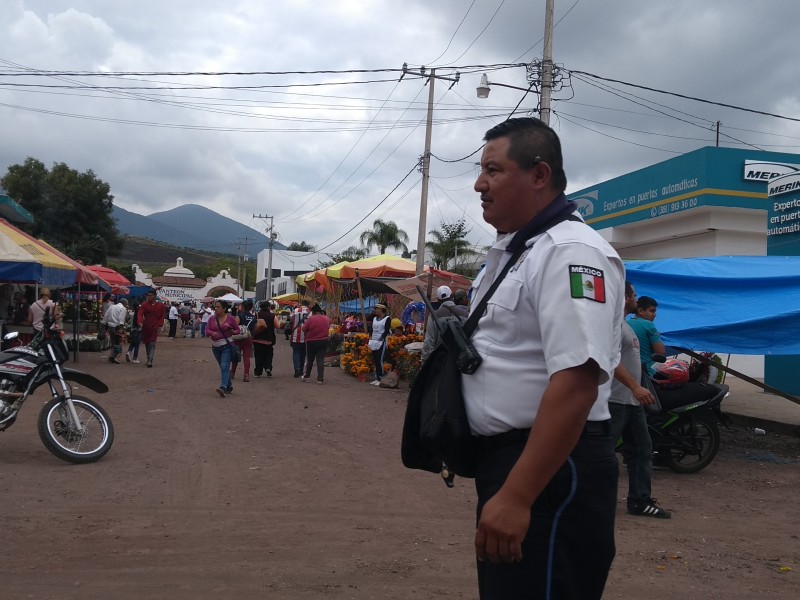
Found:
[37,395,114,464]
[664,411,720,474]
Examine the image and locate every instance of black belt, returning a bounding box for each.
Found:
[477,420,611,450]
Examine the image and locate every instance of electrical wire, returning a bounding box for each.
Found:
[554,111,682,153]
[570,74,765,150]
[285,161,422,257]
[277,78,408,221]
[512,0,582,62]
[438,1,506,66]
[569,68,800,124]
[423,0,477,65]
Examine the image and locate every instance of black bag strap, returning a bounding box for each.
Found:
[463,211,582,336]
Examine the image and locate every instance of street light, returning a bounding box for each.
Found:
[476,74,534,99]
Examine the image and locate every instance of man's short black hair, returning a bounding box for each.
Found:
[624,281,635,297]
[483,117,567,192]
[637,296,658,311]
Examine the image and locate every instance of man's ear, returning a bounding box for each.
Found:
[530,161,552,189]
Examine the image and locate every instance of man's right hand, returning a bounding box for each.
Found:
[634,384,656,406]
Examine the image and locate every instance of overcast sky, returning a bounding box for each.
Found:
[2,0,799,257]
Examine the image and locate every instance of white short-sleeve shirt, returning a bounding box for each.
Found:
[461,215,625,436]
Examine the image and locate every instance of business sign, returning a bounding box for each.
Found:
[767,172,800,238]
[568,147,800,230]
[743,160,800,182]
[159,287,195,301]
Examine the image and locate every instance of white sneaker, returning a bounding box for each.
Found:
[125,351,132,363]
[370,380,381,386]
[131,359,140,364]
[301,377,309,383]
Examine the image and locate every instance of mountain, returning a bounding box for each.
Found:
[112,203,285,255]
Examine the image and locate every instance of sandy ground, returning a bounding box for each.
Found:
[0,334,798,600]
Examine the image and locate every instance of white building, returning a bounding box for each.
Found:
[254,249,335,300]
[568,146,800,380]
[133,258,243,302]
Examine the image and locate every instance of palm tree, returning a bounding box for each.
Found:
[359,219,409,255]
[426,219,476,270]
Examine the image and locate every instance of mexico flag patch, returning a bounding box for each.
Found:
[569,265,606,302]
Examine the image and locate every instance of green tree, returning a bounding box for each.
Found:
[1,157,124,264]
[287,241,315,251]
[315,245,367,269]
[359,219,409,255]
[425,219,476,270]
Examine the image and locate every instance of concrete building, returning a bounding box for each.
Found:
[568,146,800,380]
[133,258,241,302]
[253,249,335,300]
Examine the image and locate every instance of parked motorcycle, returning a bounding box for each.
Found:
[617,355,730,474]
[0,310,114,463]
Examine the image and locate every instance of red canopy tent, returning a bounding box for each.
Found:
[86,265,131,295]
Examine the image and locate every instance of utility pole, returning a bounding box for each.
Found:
[253,214,275,301]
[540,0,555,125]
[401,63,460,275]
[716,121,721,147]
[236,240,242,297]
[235,237,254,297]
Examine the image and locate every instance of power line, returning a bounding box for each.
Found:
[569,68,800,124]
[438,0,507,66]
[423,0,478,65]
[286,161,422,257]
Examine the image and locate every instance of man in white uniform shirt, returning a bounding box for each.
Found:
[462,118,624,599]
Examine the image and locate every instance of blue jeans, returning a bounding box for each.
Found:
[212,345,233,391]
[609,402,654,504]
[200,322,207,337]
[291,342,306,374]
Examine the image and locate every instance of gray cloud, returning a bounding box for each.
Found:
[2,0,798,256]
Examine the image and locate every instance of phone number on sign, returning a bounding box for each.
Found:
[650,197,698,217]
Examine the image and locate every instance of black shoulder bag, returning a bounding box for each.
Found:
[401,209,581,478]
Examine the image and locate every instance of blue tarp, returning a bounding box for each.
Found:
[337,296,378,313]
[625,256,800,356]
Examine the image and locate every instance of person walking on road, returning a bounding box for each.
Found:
[289,300,310,378]
[253,303,279,377]
[126,301,142,363]
[301,303,331,385]
[138,290,165,368]
[104,298,129,364]
[167,302,179,339]
[231,299,256,382]
[206,300,239,397]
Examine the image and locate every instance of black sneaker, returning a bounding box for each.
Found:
[628,499,671,519]
[266,370,272,377]
[216,387,226,398]
[226,386,233,394]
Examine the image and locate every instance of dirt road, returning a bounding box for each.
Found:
[1,336,797,599]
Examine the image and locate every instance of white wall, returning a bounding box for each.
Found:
[601,206,767,378]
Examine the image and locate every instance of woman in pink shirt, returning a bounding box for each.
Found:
[205,300,240,397]
[301,303,331,384]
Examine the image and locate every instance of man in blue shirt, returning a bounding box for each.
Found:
[628,295,666,376]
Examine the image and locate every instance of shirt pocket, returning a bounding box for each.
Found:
[480,279,523,346]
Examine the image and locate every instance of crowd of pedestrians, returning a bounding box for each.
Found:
[98,293,404,399]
